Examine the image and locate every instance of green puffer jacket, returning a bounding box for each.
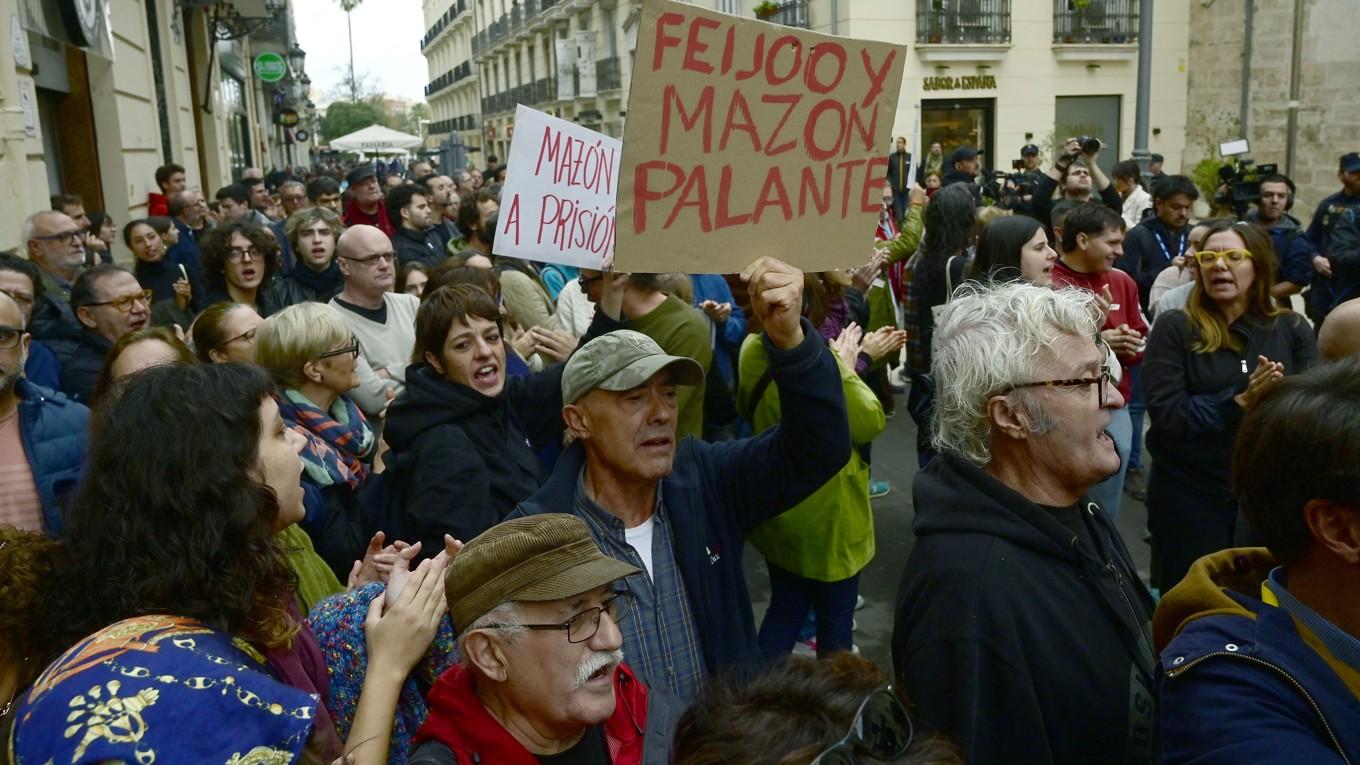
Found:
[738,334,884,581]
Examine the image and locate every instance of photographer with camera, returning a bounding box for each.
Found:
[1305,152,1360,324]
[1032,137,1123,235]
[1246,174,1316,305]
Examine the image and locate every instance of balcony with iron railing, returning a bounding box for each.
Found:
[754,0,808,28]
[1052,0,1138,43]
[595,57,622,91]
[915,0,1011,44]
[425,61,476,97]
[420,0,470,50]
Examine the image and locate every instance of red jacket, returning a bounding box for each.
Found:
[342,201,395,237]
[1052,260,1147,402]
[414,662,652,765]
[147,192,169,217]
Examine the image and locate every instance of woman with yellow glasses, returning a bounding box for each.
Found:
[1142,219,1317,593]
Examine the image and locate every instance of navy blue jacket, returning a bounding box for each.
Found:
[15,379,89,534]
[50,330,112,405]
[1117,215,1190,312]
[1157,549,1360,764]
[24,340,61,391]
[509,319,849,678]
[1305,191,1360,320]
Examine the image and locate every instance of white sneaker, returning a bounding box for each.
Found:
[855,595,866,611]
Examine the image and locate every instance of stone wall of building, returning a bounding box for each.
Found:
[1186,0,1360,224]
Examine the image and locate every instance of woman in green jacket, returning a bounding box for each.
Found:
[738,307,886,657]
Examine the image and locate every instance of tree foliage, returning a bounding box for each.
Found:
[321,99,387,142]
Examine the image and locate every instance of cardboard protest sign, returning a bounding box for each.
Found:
[493,105,620,269]
[615,0,907,274]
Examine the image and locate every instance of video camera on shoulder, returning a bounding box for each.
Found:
[1215,139,1277,218]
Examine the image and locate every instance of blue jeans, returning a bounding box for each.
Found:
[758,562,860,658]
[1089,405,1131,520]
[1127,365,1146,471]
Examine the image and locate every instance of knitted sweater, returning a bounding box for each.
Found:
[330,292,420,416]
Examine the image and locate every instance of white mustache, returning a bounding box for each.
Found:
[573,649,624,688]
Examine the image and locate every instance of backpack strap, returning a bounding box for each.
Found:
[743,368,777,423]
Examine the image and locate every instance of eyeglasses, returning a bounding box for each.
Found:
[1004,365,1114,408]
[88,289,153,313]
[340,252,396,267]
[31,230,83,243]
[0,326,23,349]
[0,289,33,307]
[316,335,360,360]
[809,684,915,765]
[480,592,634,643]
[219,326,259,349]
[226,246,264,263]
[1193,248,1253,267]
[578,273,603,290]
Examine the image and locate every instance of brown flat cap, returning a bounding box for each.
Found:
[445,514,640,633]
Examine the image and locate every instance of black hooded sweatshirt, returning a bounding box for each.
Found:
[380,306,617,555]
[892,454,1157,765]
[382,361,565,557]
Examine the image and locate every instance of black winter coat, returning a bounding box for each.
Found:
[1143,309,1316,498]
[893,454,1157,765]
[381,359,568,557]
[50,330,111,404]
[393,226,446,270]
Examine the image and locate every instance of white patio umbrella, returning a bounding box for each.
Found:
[329,124,422,154]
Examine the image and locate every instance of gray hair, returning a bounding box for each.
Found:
[930,282,1099,465]
[21,210,64,244]
[457,599,525,659]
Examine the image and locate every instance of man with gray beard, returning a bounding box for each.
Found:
[410,514,682,764]
[0,292,89,536]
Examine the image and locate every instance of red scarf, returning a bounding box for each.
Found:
[415,662,651,764]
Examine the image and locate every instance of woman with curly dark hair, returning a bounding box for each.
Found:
[199,219,287,316]
[10,363,448,764]
[0,526,66,743]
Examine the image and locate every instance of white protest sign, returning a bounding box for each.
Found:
[493,105,620,270]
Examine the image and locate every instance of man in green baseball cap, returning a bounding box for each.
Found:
[411,514,682,764]
[507,257,851,702]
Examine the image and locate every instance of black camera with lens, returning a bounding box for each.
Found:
[1214,159,1278,219]
[1076,136,1103,154]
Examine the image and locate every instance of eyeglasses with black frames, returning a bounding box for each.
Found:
[479,591,634,644]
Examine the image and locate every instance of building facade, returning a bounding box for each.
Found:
[1185,0,1359,224]
[421,0,1189,179]
[0,0,315,251]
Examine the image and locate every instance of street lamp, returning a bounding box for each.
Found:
[287,44,306,77]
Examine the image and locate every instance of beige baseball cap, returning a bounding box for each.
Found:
[560,329,705,405]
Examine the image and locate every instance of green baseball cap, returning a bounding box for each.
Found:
[445,514,640,633]
[561,329,705,405]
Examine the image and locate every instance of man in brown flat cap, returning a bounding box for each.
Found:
[410,514,683,765]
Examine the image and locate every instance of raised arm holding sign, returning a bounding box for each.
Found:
[616,0,907,274]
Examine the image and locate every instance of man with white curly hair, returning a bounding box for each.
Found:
[891,281,1156,765]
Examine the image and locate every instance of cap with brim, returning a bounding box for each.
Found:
[346,165,377,186]
[1342,152,1360,173]
[561,329,705,405]
[446,514,641,633]
[1021,144,1039,156]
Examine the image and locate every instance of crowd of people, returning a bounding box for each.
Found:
[0,138,1358,764]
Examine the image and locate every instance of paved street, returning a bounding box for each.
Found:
[744,403,1153,671]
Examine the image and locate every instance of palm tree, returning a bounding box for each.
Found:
[338,0,362,101]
